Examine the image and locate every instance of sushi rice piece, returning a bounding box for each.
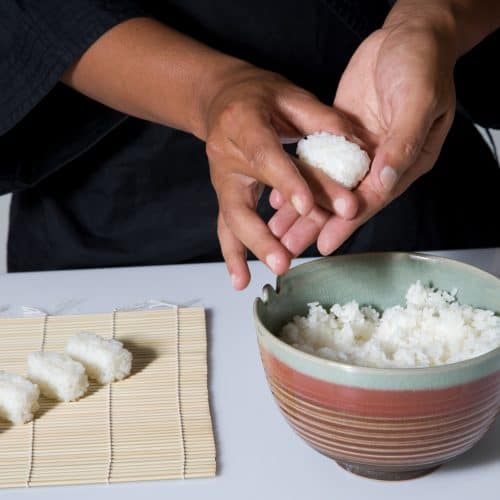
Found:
[65,332,132,384]
[27,352,88,402]
[296,132,370,189]
[0,371,40,424]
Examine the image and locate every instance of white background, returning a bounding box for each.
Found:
[0,129,498,273]
[0,251,499,499]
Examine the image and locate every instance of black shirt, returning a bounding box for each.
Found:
[1,1,499,272]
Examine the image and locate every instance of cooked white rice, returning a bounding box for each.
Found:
[65,332,132,384]
[296,132,370,189]
[0,371,40,424]
[27,352,88,402]
[280,281,500,368]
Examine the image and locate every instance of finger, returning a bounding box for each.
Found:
[296,158,359,219]
[317,183,390,256]
[281,205,330,256]
[217,213,251,290]
[269,189,285,210]
[282,91,359,142]
[316,155,432,256]
[389,109,454,200]
[268,202,300,238]
[270,163,359,220]
[219,175,292,275]
[230,110,314,216]
[369,95,436,196]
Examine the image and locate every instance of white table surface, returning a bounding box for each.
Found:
[1,248,499,500]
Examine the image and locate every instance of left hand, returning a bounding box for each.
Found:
[269,15,457,256]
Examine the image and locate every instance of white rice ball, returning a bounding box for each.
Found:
[0,371,40,424]
[296,132,370,189]
[65,332,132,384]
[27,352,88,402]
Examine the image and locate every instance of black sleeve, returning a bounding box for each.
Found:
[455,29,500,130]
[0,0,146,136]
[0,1,146,195]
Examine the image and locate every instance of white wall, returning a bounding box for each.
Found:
[0,130,498,274]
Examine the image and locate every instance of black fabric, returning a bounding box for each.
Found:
[0,1,145,137]
[0,84,128,195]
[455,29,500,129]
[1,0,499,273]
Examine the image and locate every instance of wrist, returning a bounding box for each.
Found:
[384,1,461,59]
[386,1,500,58]
[190,58,257,141]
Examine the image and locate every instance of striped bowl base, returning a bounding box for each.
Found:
[261,350,500,481]
[335,461,441,481]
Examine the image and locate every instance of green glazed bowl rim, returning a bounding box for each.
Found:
[254,252,500,377]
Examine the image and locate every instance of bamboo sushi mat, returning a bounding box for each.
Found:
[0,308,216,488]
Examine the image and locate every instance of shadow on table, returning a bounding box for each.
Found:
[0,422,11,434]
[0,396,59,432]
[441,414,500,471]
[121,340,157,377]
[38,387,106,418]
[205,308,221,474]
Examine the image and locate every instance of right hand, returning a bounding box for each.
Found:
[201,64,359,289]
[59,18,356,290]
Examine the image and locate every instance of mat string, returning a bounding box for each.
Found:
[174,304,186,479]
[106,309,118,484]
[105,303,186,482]
[20,302,188,486]
[26,313,48,487]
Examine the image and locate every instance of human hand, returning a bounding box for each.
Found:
[202,65,360,289]
[60,17,359,290]
[270,15,457,256]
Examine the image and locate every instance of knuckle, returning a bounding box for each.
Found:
[286,86,317,103]
[219,101,240,126]
[205,136,224,160]
[308,207,330,228]
[219,100,253,130]
[421,87,439,110]
[400,139,420,163]
[372,187,392,208]
[220,205,237,229]
[248,146,269,171]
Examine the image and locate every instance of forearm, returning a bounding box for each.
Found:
[386,0,500,58]
[61,17,249,140]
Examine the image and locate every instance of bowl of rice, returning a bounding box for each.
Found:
[254,252,500,481]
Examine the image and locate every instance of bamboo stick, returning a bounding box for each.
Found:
[0,307,216,488]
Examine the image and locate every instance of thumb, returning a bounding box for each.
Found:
[371,100,434,195]
[282,91,360,145]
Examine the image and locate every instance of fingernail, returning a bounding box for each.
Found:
[380,166,398,191]
[266,253,280,273]
[291,195,306,215]
[333,198,347,217]
[231,274,238,289]
[281,235,293,253]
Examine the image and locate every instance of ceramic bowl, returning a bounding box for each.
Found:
[254,253,500,480]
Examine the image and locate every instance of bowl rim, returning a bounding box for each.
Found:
[254,251,500,376]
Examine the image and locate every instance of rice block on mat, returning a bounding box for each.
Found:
[27,352,88,402]
[0,371,40,424]
[296,132,370,189]
[66,332,132,384]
